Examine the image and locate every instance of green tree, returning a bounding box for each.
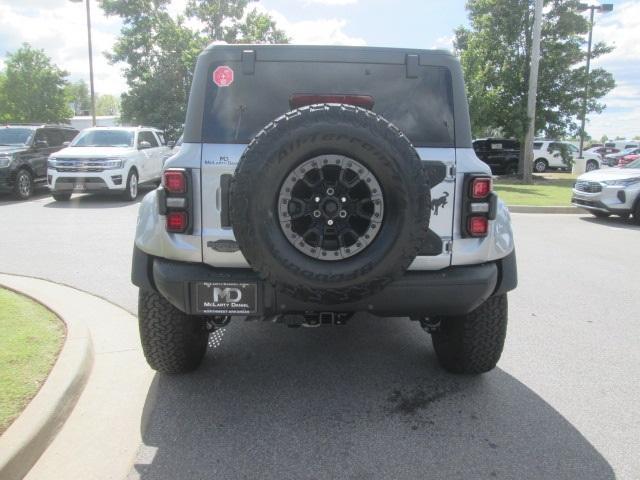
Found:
[1,43,72,123]
[186,0,249,41]
[236,9,289,43]
[455,0,615,144]
[102,1,288,137]
[0,71,8,123]
[600,134,609,143]
[102,1,202,137]
[95,94,121,116]
[65,80,91,115]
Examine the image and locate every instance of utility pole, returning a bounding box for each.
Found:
[70,0,97,126]
[521,0,543,184]
[577,3,613,159]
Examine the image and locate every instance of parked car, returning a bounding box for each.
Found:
[572,157,640,222]
[603,147,640,167]
[47,126,170,201]
[131,44,517,376]
[619,153,640,167]
[173,134,183,151]
[533,140,601,172]
[161,134,183,166]
[585,146,619,159]
[604,140,639,151]
[472,138,520,175]
[0,124,79,199]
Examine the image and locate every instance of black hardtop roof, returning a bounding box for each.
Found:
[185,44,472,147]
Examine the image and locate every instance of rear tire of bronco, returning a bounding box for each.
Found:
[138,289,209,374]
[231,104,430,304]
[431,294,508,374]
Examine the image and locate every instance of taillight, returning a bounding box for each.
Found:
[163,170,187,194]
[289,94,375,110]
[467,216,488,237]
[470,177,491,199]
[160,168,191,234]
[166,211,188,233]
[462,174,495,238]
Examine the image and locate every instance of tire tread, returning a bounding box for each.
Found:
[138,289,208,374]
[230,104,430,304]
[431,294,508,374]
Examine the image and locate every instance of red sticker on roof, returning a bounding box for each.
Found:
[213,66,234,87]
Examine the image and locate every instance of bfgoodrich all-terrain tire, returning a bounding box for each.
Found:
[431,294,508,374]
[138,289,209,374]
[230,104,430,304]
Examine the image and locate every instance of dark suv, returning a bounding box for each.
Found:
[472,138,520,175]
[0,124,79,199]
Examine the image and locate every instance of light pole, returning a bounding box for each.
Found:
[577,2,613,158]
[521,0,543,184]
[70,0,97,127]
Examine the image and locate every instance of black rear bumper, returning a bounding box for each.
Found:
[132,247,517,317]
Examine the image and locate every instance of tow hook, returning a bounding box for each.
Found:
[419,317,441,333]
[205,315,231,332]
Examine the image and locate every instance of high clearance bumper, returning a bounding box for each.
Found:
[131,246,517,318]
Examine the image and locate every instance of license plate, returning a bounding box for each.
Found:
[195,282,257,314]
[74,184,87,190]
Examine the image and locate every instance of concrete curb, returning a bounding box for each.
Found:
[0,274,155,480]
[508,205,581,214]
[0,275,94,480]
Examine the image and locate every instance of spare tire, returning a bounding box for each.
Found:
[230,104,430,304]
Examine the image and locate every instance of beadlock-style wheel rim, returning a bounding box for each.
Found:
[278,155,384,261]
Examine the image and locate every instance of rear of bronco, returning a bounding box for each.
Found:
[132,45,517,375]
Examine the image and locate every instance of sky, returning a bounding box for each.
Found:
[0,0,637,140]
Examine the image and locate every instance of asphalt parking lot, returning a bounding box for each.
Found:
[1,190,639,479]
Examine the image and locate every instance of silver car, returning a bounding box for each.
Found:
[572,158,640,222]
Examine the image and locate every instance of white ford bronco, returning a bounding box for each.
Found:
[131,45,517,375]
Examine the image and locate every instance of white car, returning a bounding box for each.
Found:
[47,126,169,201]
[533,140,601,173]
[571,157,640,222]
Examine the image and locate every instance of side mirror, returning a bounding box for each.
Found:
[167,141,175,149]
[62,141,71,147]
[35,140,49,149]
[138,141,152,150]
